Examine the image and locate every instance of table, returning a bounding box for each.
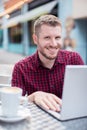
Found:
[0,102,87,130]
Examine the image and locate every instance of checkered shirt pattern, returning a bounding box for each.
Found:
[11,50,84,98]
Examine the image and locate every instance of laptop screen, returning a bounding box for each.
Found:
[46,65,87,121]
[60,65,87,120]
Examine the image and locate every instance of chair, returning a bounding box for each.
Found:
[0,64,14,88]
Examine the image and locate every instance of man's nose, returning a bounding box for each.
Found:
[50,39,57,46]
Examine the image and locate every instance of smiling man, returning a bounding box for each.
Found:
[12,15,84,112]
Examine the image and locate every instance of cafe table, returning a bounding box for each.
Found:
[0,102,87,130]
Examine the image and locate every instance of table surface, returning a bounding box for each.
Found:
[0,102,87,130]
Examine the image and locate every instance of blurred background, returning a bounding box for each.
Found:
[0,0,87,64]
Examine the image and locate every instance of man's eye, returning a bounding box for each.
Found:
[45,37,50,39]
[56,37,61,40]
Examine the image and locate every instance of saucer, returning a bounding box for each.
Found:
[0,105,31,122]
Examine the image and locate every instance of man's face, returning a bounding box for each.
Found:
[33,24,62,60]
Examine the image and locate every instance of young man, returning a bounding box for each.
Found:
[11,15,84,112]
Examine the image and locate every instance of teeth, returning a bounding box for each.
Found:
[47,48,56,50]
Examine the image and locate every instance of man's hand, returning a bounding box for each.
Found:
[28,91,62,112]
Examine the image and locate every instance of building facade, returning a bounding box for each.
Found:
[0,0,87,64]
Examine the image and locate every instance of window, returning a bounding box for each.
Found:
[9,23,22,43]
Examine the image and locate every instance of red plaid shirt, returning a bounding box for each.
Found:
[11,50,84,98]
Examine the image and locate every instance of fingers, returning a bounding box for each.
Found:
[36,97,58,111]
[47,95,61,112]
[43,98,57,111]
[33,91,62,112]
[51,94,62,106]
[39,100,50,110]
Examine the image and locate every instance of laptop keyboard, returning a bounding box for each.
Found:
[48,110,61,119]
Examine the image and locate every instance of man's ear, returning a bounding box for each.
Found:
[32,34,38,45]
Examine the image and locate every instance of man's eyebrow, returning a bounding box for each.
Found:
[55,36,61,38]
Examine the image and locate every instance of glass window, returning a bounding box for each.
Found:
[9,23,22,44]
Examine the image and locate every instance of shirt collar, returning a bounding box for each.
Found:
[34,51,43,69]
[56,50,66,64]
[34,50,65,69]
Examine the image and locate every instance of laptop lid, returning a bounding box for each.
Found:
[47,65,87,121]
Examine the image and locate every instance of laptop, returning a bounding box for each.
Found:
[43,65,87,121]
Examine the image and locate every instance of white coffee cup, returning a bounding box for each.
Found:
[0,87,22,117]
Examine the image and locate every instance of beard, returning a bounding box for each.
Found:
[39,44,61,60]
[39,50,57,60]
